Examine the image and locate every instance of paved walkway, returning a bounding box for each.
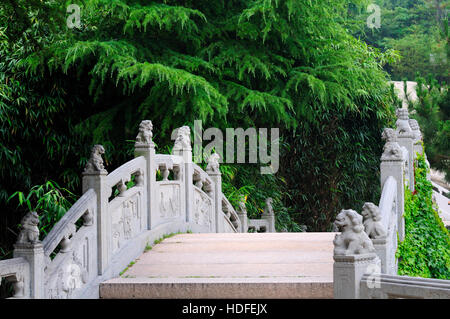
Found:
[100,233,336,299]
[432,181,450,229]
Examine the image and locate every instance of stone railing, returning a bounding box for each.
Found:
[0,120,275,299]
[0,258,30,298]
[333,109,450,299]
[360,273,450,298]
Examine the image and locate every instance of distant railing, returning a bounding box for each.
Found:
[332,109,450,299]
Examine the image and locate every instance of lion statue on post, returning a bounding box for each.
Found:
[395,108,412,136]
[263,198,274,216]
[83,144,107,174]
[206,153,220,174]
[172,126,191,152]
[135,120,153,145]
[361,202,387,239]
[17,211,40,244]
[381,128,402,160]
[333,209,375,255]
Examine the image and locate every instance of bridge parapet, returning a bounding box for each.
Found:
[2,120,274,299]
[333,110,450,299]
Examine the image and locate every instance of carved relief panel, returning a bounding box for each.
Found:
[193,189,213,230]
[45,238,90,299]
[110,190,143,253]
[159,184,181,218]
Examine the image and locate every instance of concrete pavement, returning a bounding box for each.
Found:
[100,233,336,299]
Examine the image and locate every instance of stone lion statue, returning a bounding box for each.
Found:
[17,211,40,244]
[263,198,274,216]
[238,195,247,215]
[83,144,107,174]
[381,128,402,160]
[361,202,387,239]
[173,126,191,152]
[395,108,412,136]
[135,120,153,145]
[206,153,220,173]
[333,209,375,255]
[408,119,422,141]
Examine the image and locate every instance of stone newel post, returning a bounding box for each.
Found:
[172,126,193,224]
[395,108,415,192]
[206,153,222,233]
[333,209,379,299]
[237,195,249,233]
[380,128,406,241]
[13,211,44,298]
[409,119,423,159]
[82,145,108,275]
[261,198,276,232]
[134,120,156,230]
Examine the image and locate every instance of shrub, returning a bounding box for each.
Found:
[397,153,450,279]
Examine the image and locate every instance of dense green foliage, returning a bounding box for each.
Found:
[397,154,450,279]
[1,0,397,256]
[405,77,450,182]
[352,0,449,82]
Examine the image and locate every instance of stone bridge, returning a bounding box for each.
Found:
[1,111,449,299]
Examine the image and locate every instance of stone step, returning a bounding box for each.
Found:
[100,233,336,299]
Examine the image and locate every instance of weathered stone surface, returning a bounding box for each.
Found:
[100,233,336,299]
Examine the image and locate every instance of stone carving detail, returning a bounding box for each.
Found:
[333,209,375,255]
[395,108,412,136]
[83,144,107,174]
[361,202,387,239]
[16,211,40,244]
[111,194,142,252]
[206,153,220,174]
[159,185,181,218]
[82,210,93,226]
[61,251,88,296]
[120,201,134,240]
[173,126,191,151]
[263,198,274,216]
[47,250,88,299]
[12,274,25,298]
[135,120,153,146]
[193,189,212,228]
[381,128,403,161]
[408,119,422,142]
[238,196,247,215]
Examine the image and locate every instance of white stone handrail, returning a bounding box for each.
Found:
[193,163,213,186]
[42,189,97,258]
[371,175,398,275]
[221,195,240,232]
[105,156,146,192]
[378,176,397,233]
[0,120,274,299]
[360,273,450,298]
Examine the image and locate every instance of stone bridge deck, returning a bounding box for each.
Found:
[100,233,336,299]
